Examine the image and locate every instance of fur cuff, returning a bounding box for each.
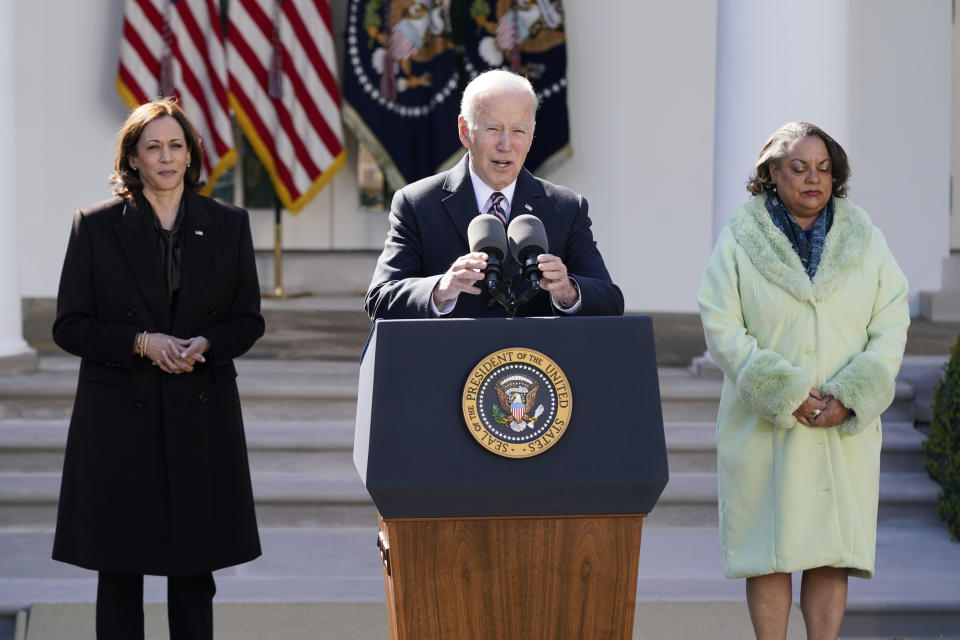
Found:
[821,351,895,436]
[736,349,812,429]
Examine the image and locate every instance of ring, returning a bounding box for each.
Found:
[812,409,822,418]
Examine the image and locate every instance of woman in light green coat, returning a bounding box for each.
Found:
[698,122,909,640]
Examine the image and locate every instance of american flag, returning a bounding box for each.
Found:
[226,0,345,213]
[116,0,236,192]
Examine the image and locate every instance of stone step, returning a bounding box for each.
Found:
[22,293,376,362]
[0,359,930,531]
[9,602,809,640]
[2,526,957,639]
[23,299,718,368]
[0,420,357,474]
[0,472,376,531]
[919,289,960,322]
[657,368,916,423]
[11,601,960,640]
[0,418,928,476]
[647,471,941,529]
[0,358,361,421]
[0,359,918,424]
[664,421,928,473]
[0,468,940,532]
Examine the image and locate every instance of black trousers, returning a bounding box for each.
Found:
[96,571,216,640]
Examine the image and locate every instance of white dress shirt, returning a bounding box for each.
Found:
[469,167,517,222]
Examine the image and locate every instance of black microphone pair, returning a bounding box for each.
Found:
[467,214,549,314]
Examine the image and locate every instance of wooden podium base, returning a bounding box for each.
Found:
[377,514,645,640]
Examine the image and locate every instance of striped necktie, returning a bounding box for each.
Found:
[488,192,508,224]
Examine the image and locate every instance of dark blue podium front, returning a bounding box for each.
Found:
[353,316,668,519]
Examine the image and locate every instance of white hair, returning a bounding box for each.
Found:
[460,70,539,127]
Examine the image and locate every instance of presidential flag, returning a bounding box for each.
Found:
[342,0,463,192]
[117,0,236,193]
[464,0,571,173]
[227,0,346,213]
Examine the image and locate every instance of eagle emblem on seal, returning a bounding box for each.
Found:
[494,375,546,432]
[462,347,572,458]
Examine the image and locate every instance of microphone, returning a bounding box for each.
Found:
[467,215,509,308]
[507,214,548,288]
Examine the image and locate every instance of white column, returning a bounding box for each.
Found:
[713,0,851,239]
[953,6,960,251]
[0,0,35,371]
[694,0,851,374]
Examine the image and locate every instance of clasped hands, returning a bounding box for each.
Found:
[142,333,210,374]
[793,388,850,428]
[432,251,578,308]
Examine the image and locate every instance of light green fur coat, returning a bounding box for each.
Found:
[698,194,909,579]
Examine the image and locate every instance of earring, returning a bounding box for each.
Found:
[131,166,138,172]
[186,163,191,168]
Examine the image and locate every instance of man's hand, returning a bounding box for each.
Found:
[432,252,488,307]
[537,253,578,307]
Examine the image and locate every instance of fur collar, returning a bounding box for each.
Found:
[729,194,873,302]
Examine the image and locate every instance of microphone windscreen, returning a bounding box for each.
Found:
[507,214,548,259]
[467,215,508,260]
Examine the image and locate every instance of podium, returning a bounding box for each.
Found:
[354,316,668,639]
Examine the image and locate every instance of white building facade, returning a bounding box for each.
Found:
[1,0,955,367]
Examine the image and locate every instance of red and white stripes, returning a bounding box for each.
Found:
[117,0,236,192]
[226,0,345,213]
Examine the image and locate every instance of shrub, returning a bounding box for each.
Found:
[924,332,960,540]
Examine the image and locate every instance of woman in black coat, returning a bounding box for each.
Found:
[52,98,264,640]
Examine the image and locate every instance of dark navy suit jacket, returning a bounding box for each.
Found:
[365,154,624,319]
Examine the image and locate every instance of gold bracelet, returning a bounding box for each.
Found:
[136,331,147,358]
[142,332,149,358]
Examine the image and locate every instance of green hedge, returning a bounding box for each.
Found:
[924,333,960,540]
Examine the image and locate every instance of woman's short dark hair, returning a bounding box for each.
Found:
[747,121,850,198]
[110,97,204,199]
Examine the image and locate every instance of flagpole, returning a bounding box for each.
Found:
[272,197,284,297]
[263,194,311,300]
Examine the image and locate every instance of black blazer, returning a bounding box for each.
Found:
[52,191,263,576]
[365,154,624,319]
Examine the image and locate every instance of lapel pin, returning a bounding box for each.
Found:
[524,203,533,212]
[194,230,204,236]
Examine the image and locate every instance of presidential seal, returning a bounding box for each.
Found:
[462,347,572,458]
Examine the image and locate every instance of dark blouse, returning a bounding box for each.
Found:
[139,193,185,309]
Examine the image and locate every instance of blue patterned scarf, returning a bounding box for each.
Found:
[765,195,834,280]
